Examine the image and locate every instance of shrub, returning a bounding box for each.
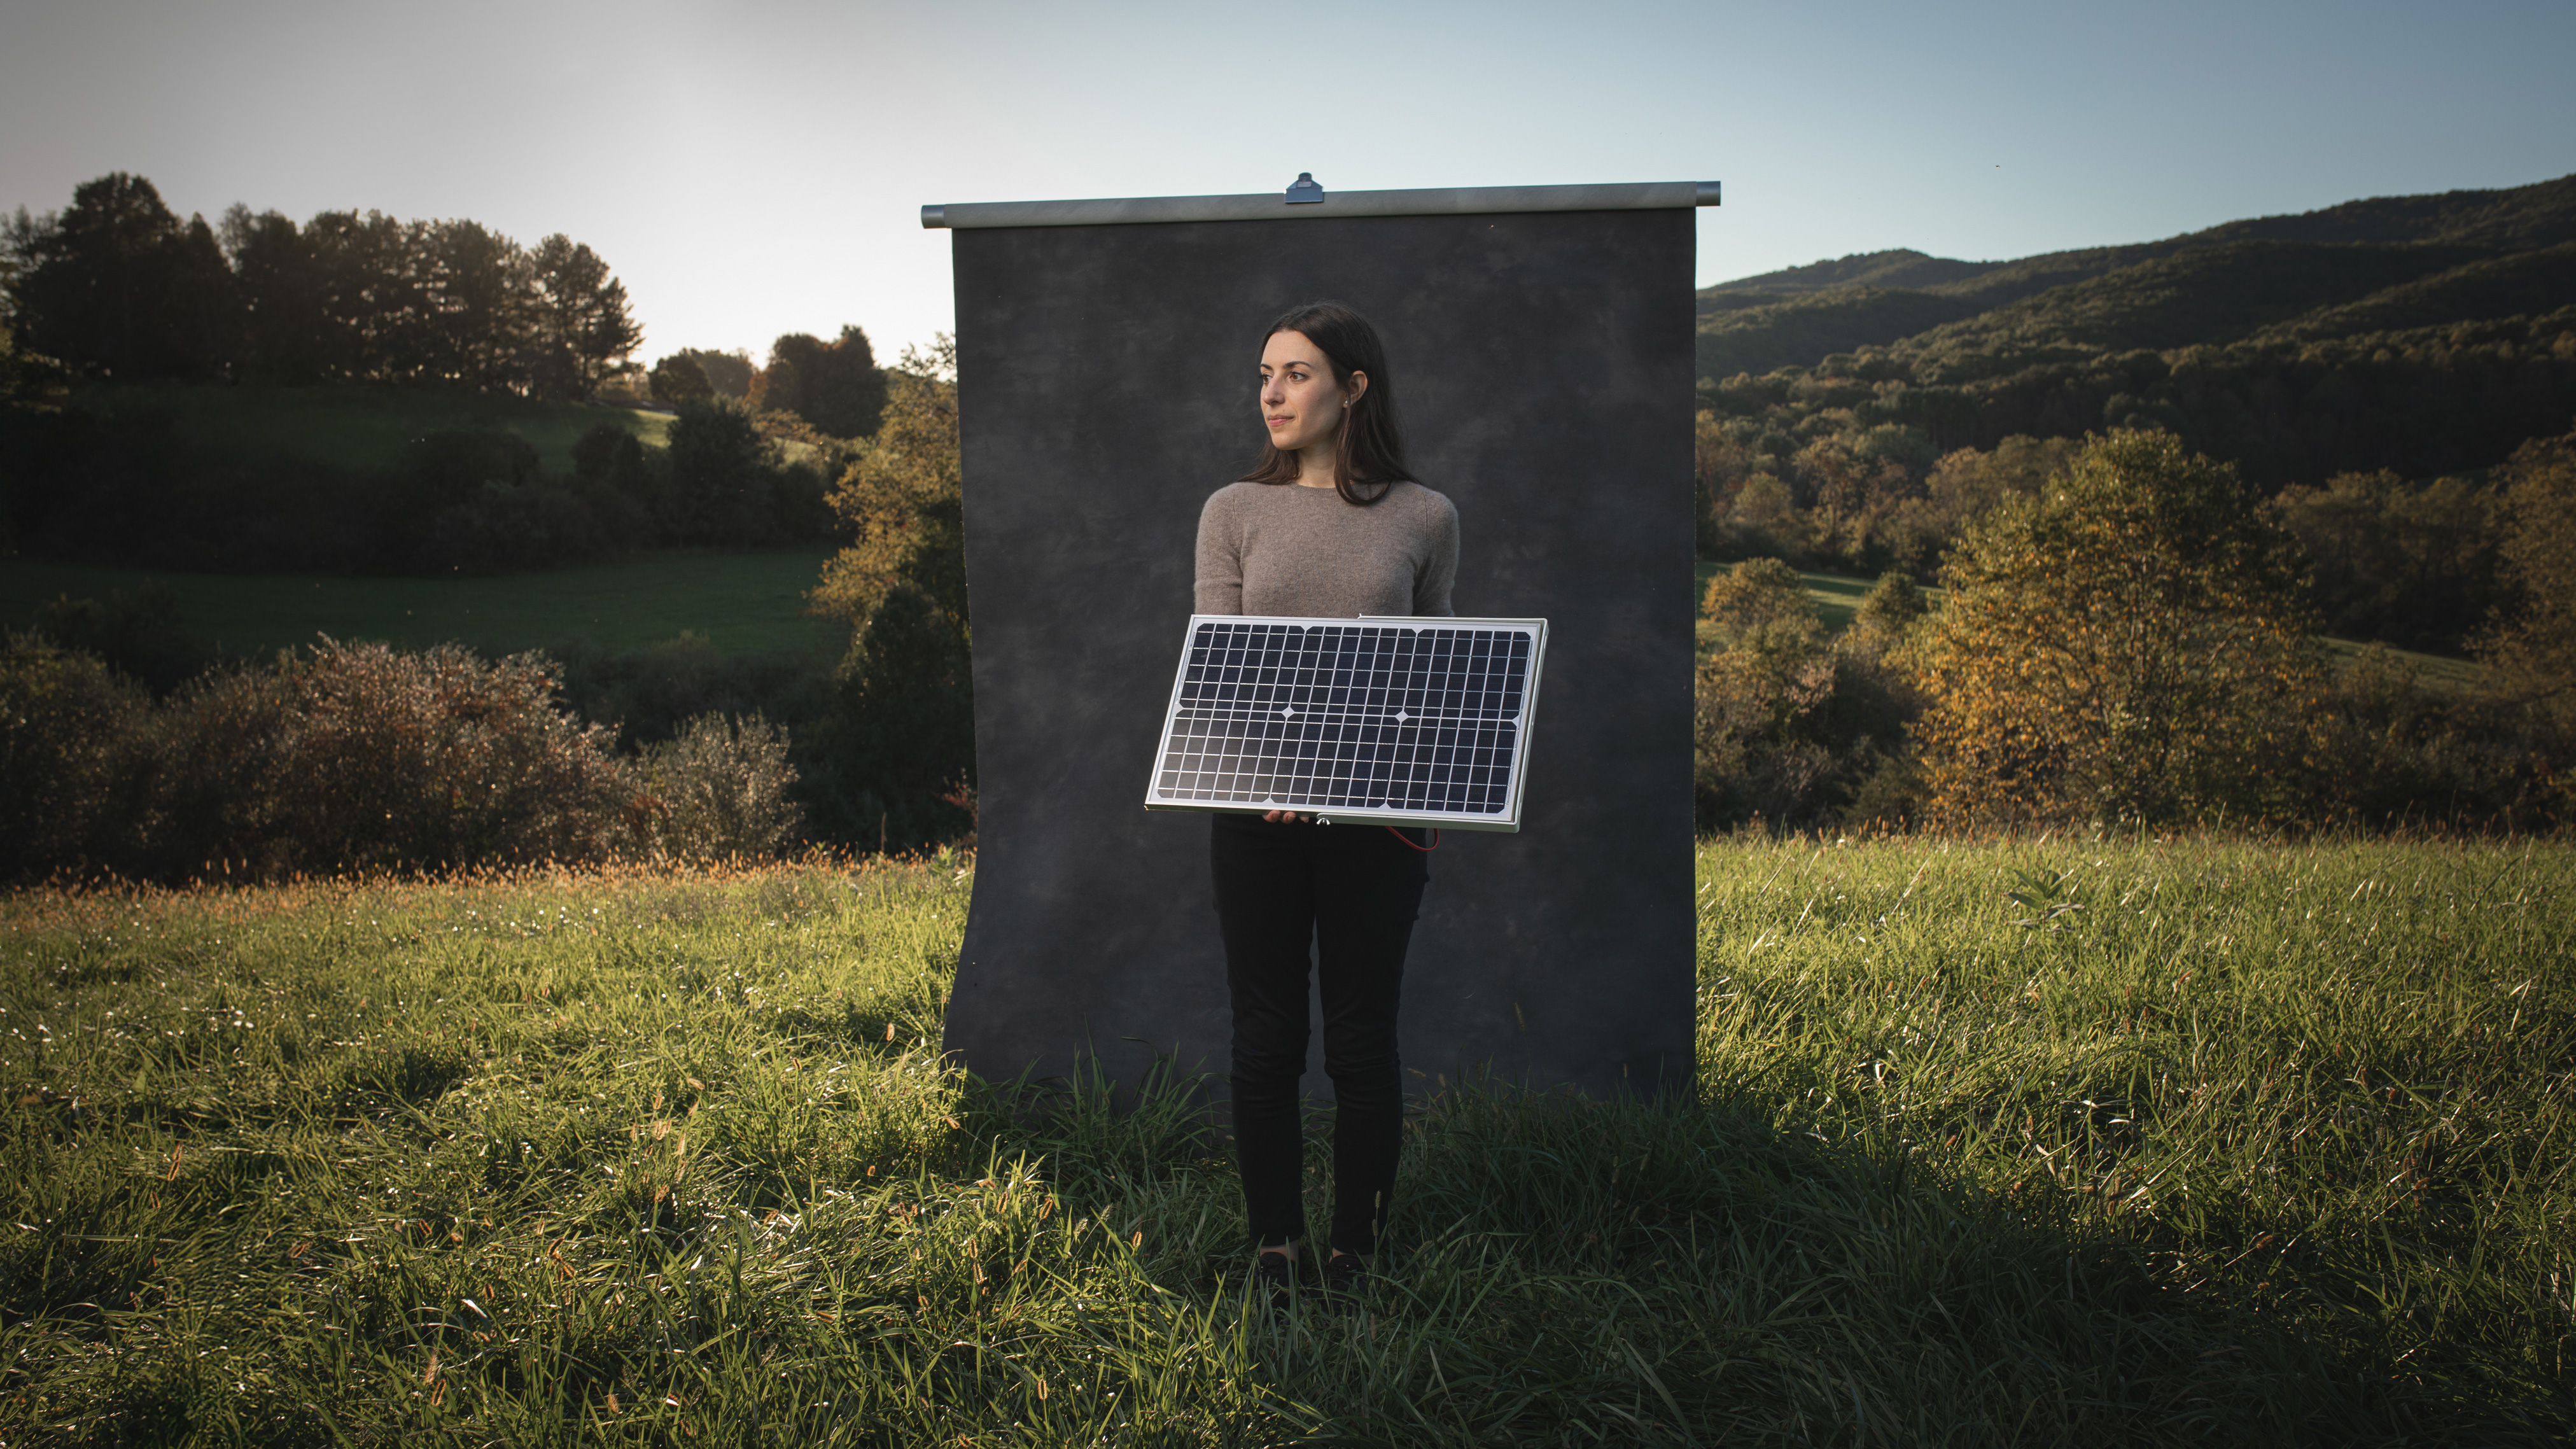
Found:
[147,640,632,878]
[1693,562,1922,831]
[629,712,802,859]
[2,637,640,883]
[27,585,215,694]
[550,633,832,752]
[0,634,151,879]
[2306,647,2562,830]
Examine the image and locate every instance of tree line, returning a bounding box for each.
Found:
[3,172,641,398]
[1,339,976,877]
[1697,314,2576,654]
[1691,177,2576,655]
[1695,426,2576,835]
[650,330,889,442]
[2,393,847,576]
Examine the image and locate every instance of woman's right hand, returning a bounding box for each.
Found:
[1261,809,1306,823]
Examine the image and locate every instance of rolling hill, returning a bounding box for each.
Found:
[1699,173,2576,379]
[1695,173,2576,493]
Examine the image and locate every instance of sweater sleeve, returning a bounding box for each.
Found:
[1193,488,1244,615]
[1413,491,1459,617]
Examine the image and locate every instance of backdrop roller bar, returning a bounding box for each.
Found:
[922,178,1719,230]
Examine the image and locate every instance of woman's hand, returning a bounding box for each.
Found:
[1261,809,1306,823]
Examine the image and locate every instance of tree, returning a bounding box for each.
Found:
[525,234,641,399]
[756,327,886,438]
[1702,556,1812,639]
[1692,410,1745,558]
[1915,429,2327,825]
[1692,557,1919,829]
[2268,468,2507,652]
[806,336,971,846]
[803,325,888,438]
[0,255,73,414]
[753,331,820,420]
[299,209,423,382]
[664,398,777,543]
[3,173,237,379]
[2475,430,2576,789]
[1852,569,1928,643]
[648,353,712,404]
[419,218,529,390]
[811,337,964,641]
[221,206,332,382]
[668,347,753,400]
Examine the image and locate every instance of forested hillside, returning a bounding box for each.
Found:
[1701,174,2576,374]
[1693,173,2576,648]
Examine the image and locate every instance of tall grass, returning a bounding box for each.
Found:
[0,837,2567,1445]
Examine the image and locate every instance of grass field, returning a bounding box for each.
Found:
[76,383,673,475]
[1691,559,2487,689]
[1,837,2567,1444]
[0,551,837,659]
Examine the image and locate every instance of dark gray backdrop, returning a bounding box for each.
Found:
[942,202,1697,1105]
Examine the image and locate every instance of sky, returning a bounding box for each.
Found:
[3,0,2570,367]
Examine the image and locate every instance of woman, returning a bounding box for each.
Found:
[1194,302,1459,1303]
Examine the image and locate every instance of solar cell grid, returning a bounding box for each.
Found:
[1144,613,1546,832]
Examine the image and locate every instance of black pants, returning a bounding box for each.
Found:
[1210,813,1429,1257]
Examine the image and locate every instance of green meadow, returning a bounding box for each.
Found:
[2,837,2567,1444]
[0,550,836,659]
[73,383,673,475]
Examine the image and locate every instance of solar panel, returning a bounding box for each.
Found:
[1143,614,1549,832]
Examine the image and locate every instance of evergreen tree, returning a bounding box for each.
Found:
[525,234,641,399]
[4,172,238,379]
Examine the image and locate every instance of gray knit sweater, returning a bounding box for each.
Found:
[1193,481,1459,619]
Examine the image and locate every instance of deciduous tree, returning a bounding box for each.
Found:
[668,347,753,400]
[649,353,713,404]
[1916,429,2326,825]
[806,336,971,846]
[2476,430,2576,785]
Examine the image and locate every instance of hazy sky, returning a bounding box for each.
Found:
[4,0,2570,366]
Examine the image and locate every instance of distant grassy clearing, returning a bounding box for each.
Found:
[0,550,836,658]
[73,382,673,473]
[0,837,2565,1443]
[1693,559,2485,687]
[1694,559,1938,636]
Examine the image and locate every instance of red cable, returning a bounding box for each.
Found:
[1386,826,1439,851]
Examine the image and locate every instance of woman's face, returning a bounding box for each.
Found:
[1259,330,1365,454]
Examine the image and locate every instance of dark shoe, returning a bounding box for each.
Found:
[1252,1250,1298,1311]
[1320,1251,1368,1306]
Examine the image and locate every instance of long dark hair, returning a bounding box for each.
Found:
[1238,301,1414,506]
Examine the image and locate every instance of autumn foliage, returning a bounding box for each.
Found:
[1915,430,2328,827]
[804,339,976,847]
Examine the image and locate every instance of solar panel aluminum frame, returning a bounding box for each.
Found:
[1143,613,1550,833]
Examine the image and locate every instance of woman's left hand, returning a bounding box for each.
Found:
[1261,809,1306,823]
